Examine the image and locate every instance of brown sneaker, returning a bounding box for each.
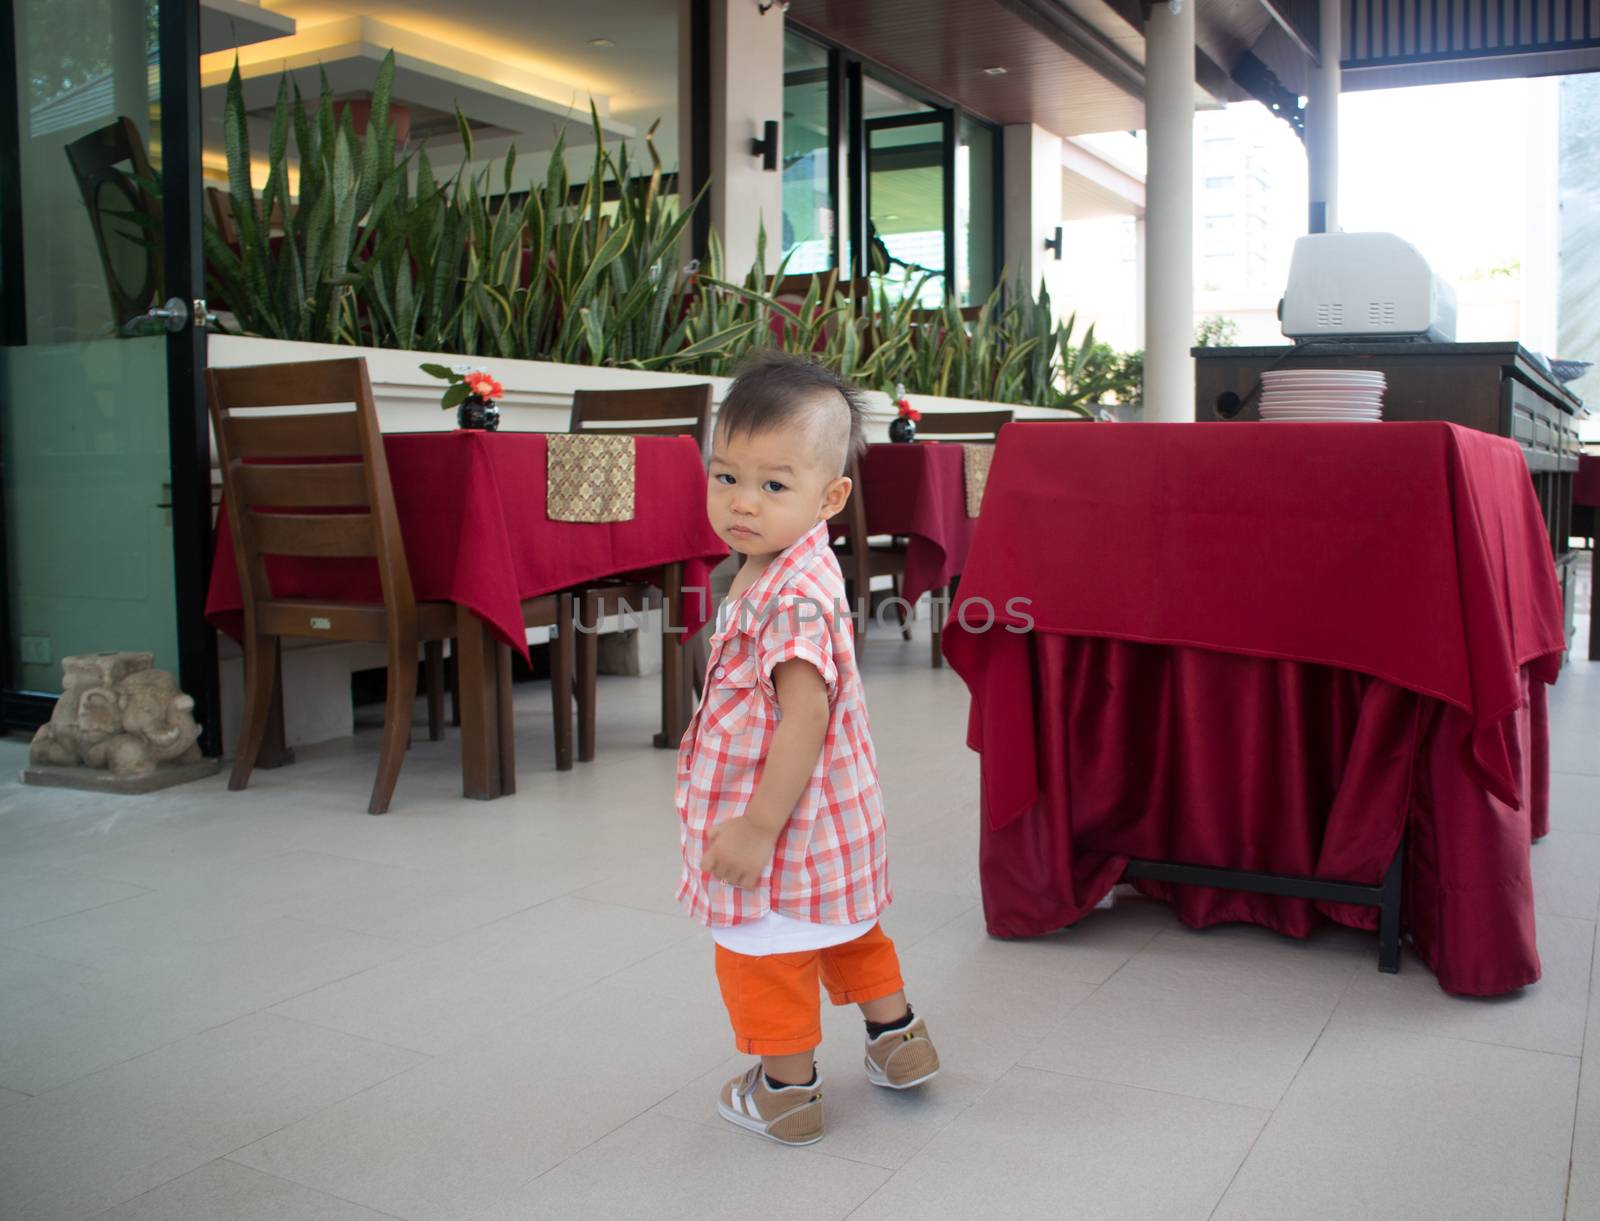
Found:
[864,1018,940,1089]
[717,1064,825,1146]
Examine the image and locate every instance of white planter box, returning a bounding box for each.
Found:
[207,334,1070,439]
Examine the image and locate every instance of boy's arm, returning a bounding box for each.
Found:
[702,658,831,889]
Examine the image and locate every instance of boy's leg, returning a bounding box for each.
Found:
[712,943,826,1145]
[820,923,941,1089]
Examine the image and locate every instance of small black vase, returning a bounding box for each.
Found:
[457,395,501,431]
[889,415,917,443]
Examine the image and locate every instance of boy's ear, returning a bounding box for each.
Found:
[818,474,853,522]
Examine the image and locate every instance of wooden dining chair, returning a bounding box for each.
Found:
[567,384,715,761]
[835,453,911,642]
[914,409,1012,667]
[64,117,161,329]
[912,409,1014,444]
[837,409,1014,667]
[570,383,715,458]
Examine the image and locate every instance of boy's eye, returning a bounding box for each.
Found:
[713,473,735,485]
[762,480,786,493]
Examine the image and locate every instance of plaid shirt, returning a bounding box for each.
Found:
[676,522,890,928]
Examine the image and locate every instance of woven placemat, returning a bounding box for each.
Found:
[962,444,994,518]
[547,434,636,522]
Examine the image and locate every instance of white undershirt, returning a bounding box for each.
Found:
[710,910,879,956]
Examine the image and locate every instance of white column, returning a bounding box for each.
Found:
[1002,124,1066,305]
[1305,0,1341,232]
[686,0,784,277]
[1142,0,1195,423]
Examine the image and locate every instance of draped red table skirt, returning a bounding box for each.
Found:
[978,636,1549,997]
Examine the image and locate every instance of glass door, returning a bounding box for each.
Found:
[1,0,213,740]
[860,76,950,307]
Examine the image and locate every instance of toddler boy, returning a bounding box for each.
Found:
[676,352,940,1146]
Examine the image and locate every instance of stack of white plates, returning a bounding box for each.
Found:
[1259,369,1385,422]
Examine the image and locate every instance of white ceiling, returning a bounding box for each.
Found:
[251,0,680,153]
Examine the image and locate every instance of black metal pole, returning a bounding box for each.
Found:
[0,0,25,724]
[159,0,220,755]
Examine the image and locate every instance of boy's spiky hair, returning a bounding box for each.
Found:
[716,351,867,475]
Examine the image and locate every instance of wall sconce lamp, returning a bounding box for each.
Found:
[1043,226,1063,261]
[751,120,779,171]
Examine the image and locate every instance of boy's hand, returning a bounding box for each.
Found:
[703,816,780,889]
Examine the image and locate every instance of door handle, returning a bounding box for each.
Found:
[144,297,189,333]
[140,297,217,333]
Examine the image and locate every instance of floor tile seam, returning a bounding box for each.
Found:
[891,897,981,950]
[1327,1013,1586,1061]
[256,1006,443,1061]
[88,1158,414,1221]
[1019,1062,1275,1116]
[215,1046,441,1175]
[1563,925,1600,1216]
[1,1007,255,1102]
[0,866,157,924]
[1203,970,1357,1221]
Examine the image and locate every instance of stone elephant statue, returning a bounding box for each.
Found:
[30,652,203,779]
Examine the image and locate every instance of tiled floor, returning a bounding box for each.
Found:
[1,603,1597,1220]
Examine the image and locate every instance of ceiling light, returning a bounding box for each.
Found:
[589,37,614,47]
[983,66,1008,76]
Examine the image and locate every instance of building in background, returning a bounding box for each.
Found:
[1559,74,1600,420]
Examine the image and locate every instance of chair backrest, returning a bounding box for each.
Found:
[570,384,715,459]
[913,409,1014,443]
[206,186,289,246]
[64,117,162,326]
[207,358,416,627]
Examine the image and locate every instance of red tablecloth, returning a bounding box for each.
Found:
[206,431,727,656]
[830,442,978,606]
[944,422,1566,996]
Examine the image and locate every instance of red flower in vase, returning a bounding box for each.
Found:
[464,373,503,401]
[896,398,922,422]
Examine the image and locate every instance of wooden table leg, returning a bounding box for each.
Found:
[654,562,689,748]
[497,638,516,794]
[1589,543,1599,663]
[551,593,574,771]
[257,646,295,769]
[455,604,505,800]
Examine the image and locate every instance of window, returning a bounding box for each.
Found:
[956,113,997,306]
[781,32,835,273]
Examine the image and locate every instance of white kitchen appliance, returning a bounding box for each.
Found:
[1279,232,1457,343]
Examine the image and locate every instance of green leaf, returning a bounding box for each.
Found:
[419,363,459,381]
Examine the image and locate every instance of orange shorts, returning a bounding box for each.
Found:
[713,922,905,1056]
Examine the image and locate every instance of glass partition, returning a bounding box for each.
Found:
[3,0,179,694]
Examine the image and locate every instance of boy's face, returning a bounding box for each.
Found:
[707,420,851,562]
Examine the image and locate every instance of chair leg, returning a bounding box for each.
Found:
[575,590,599,763]
[896,575,912,641]
[448,642,461,727]
[229,632,281,792]
[930,584,945,669]
[370,637,418,815]
[551,593,575,771]
[424,641,445,741]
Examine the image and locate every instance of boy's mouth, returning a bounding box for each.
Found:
[727,524,759,539]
